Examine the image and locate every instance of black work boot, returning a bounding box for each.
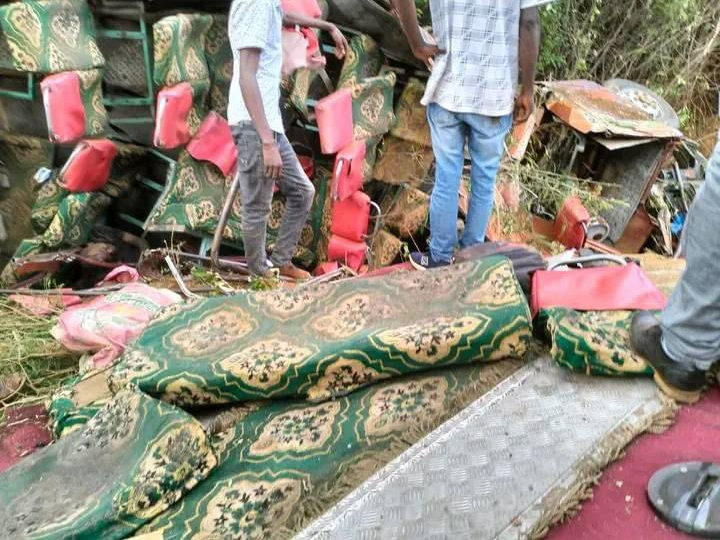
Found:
[630,311,705,404]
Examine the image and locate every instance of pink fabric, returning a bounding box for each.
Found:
[153,82,194,149]
[187,112,238,176]
[282,28,326,77]
[327,235,366,271]
[316,89,354,155]
[8,294,82,317]
[332,141,366,200]
[59,139,117,193]
[51,283,182,370]
[281,0,322,18]
[41,72,85,144]
[0,404,52,473]
[331,191,371,242]
[313,261,340,276]
[98,265,140,285]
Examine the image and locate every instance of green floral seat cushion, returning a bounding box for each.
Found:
[541,307,653,377]
[0,386,217,540]
[139,364,511,539]
[382,185,429,239]
[145,149,243,244]
[203,15,233,116]
[153,13,212,86]
[338,34,385,89]
[390,77,432,147]
[346,72,397,142]
[0,0,104,73]
[109,257,532,406]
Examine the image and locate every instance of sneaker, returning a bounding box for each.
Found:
[277,263,311,281]
[630,311,704,403]
[408,251,452,271]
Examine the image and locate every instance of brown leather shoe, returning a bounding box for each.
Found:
[630,311,704,404]
[277,263,311,281]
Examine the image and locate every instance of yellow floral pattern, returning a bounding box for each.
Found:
[249,402,342,456]
[364,377,448,437]
[198,477,302,539]
[374,316,488,364]
[307,358,390,402]
[219,339,316,391]
[168,306,255,356]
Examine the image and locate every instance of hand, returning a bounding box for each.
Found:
[412,41,444,70]
[514,90,535,124]
[262,141,282,180]
[328,24,348,59]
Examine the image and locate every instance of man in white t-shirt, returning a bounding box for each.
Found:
[393,0,554,269]
[228,0,347,279]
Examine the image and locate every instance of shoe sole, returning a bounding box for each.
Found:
[652,371,701,404]
[629,335,702,405]
[408,258,428,272]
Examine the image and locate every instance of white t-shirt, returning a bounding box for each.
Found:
[422,0,554,116]
[227,0,285,133]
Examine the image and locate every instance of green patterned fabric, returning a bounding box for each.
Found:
[49,387,108,438]
[76,68,109,137]
[346,72,397,142]
[153,14,213,87]
[391,77,432,147]
[338,34,385,90]
[541,307,653,377]
[382,185,429,239]
[0,135,54,269]
[148,151,331,261]
[31,178,66,235]
[0,386,217,539]
[0,0,104,73]
[374,136,434,186]
[109,257,532,405]
[204,15,233,116]
[6,147,141,264]
[146,149,244,245]
[139,363,517,540]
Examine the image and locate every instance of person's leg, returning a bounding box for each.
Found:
[233,124,274,275]
[269,133,315,273]
[661,141,720,368]
[460,113,512,249]
[631,141,720,402]
[427,102,467,263]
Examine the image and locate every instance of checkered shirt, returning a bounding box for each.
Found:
[422,0,554,116]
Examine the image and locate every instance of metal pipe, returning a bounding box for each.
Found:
[210,170,245,273]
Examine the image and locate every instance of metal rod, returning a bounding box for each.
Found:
[211,171,244,273]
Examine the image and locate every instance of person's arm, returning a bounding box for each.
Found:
[281,13,348,58]
[391,0,443,69]
[238,48,283,179]
[515,6,540,123]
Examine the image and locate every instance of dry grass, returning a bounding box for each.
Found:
[0,298,77,419]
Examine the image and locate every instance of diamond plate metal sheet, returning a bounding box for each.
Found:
[294,357,664,540]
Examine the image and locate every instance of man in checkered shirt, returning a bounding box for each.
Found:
[394,0,554,269]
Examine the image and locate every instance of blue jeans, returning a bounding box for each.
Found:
[427,102,512,263]
[661,140,720,369]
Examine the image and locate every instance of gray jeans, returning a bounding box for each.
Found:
[232,123,315,275]
[661,140,720,370]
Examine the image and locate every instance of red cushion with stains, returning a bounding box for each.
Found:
[59,139,117,192]
[331,191,371,242]
[316,89,354,155]
[332,140,366,201]
[281,0,322,18]
[153,82,194,150]
[328,234,367,271]
[41,72,86,144]
[187,112,238,176]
